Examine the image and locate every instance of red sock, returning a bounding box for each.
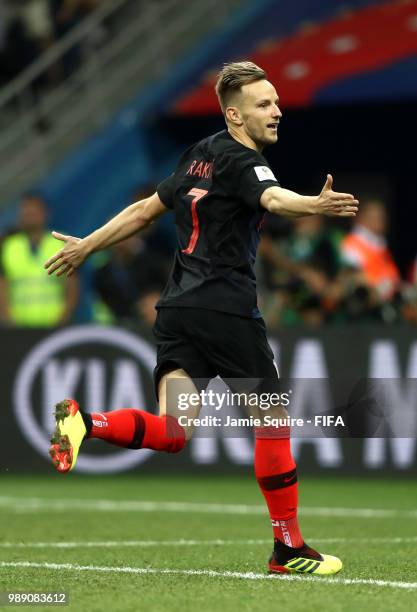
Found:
[87,409,185,453]
[254,426,304,547]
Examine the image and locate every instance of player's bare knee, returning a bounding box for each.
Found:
[158,367,200,448]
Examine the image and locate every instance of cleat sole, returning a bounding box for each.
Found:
[49,399,86,474]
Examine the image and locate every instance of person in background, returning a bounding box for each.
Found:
[91,184,171,327]
[20,0,55,53]
[0,193,78,326]
[49,0,100,77]
[340,199,400,302]
[130,184,176,259]
[92,234,168,327]
[0,11,40,85]
[259,215,342,327]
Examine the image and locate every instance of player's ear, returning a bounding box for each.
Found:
[225,106,243,126]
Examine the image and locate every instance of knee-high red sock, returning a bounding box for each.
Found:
[254,426,303,547]
[86,409,185,453]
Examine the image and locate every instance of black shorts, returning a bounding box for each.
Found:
[152,307,279,398]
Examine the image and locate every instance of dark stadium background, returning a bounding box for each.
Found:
[0,3,416,608]
[150,101,417,275]
[0,0,417,482]
[0,0,415,475]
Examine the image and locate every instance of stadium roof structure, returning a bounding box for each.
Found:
[174,0,417,113]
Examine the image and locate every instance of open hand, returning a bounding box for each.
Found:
[317,175,359,217]
[44,231,87,277]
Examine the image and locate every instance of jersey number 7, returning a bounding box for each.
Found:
[182,188,208,255]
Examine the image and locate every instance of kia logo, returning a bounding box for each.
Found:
[14,326,156,473]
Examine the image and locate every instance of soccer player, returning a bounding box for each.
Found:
[45,62,358,576]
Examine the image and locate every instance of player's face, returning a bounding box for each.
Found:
[239,80,282,148]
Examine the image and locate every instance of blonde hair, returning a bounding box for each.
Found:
[215,61,267,113]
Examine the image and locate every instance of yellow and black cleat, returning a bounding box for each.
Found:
[269,542,342,576]
[49,399,86,473]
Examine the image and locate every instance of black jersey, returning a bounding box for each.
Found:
[156,129,280,318]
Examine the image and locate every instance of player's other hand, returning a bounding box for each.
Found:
[44,231,88,277]
[316,174,359,217]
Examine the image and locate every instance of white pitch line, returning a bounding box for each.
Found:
[0,561,416,591]
[0,537,416,549]
[0,539,264,549]
[0,497,416,519]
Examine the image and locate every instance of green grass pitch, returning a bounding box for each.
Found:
[0,474,416,611]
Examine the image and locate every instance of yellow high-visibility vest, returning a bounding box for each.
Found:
[1,232,66,326]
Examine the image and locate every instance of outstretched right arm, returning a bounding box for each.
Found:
[45,192,168,277]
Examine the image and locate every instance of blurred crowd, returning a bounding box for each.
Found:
[0,0,171,92]
[257,202,417,328]
[0,0,102,89]
[1,190,417,330]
